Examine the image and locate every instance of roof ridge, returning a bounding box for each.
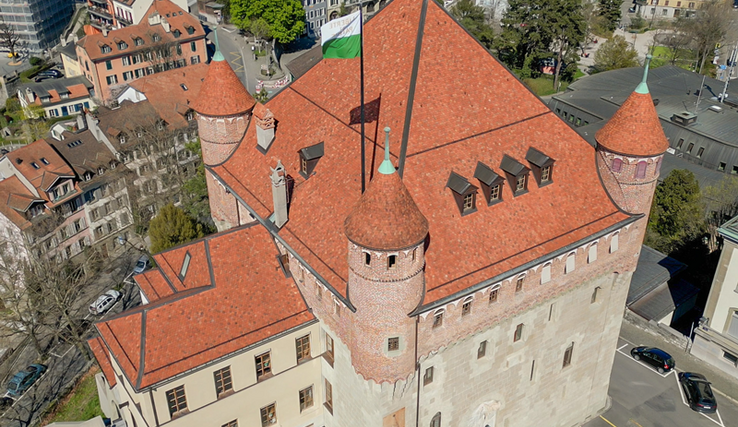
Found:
[135,310,147,389]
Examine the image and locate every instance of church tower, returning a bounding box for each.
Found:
[344,128,429,383]
[191,35,256,231]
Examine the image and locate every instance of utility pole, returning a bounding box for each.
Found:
[720,42,738,103]
[694,74,707,113]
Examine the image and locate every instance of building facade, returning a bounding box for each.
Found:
[18,77,97,119]
[0,0,73,52]
[89,1,669,427]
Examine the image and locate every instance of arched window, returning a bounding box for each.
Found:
[635,161,648,179]
[611,158,622,172]
[430,412,441,427]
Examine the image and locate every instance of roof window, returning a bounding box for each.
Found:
[473,161,504,206]
[100,44,112,54]
[31,162,39,169]
[500,155,530,196]
[186,25,195,35]
[173,29,181,38]
[67,140,83,148]
[180,83,188,91]
[298,142,324,178]
[118,41,128,50]
[152,33,161,42]
[40,157,49,165]
[179,251,191,280]
[525,147,555,187]
[133,36,144,46]
[446,171,478,216]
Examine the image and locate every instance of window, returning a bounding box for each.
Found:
[686,142,694,154]
[723,351,738,365]
[447,171,478,214]
[540,165,551,182]
[515,275,524,292]
[260,403,277,426]
[541,263,551,284]
[514,323,524,342]
[733,165,738,175]
[388,337,400,351]
[591,287,601,304]
[101,44,112,54]
[718,162,726,171]
[123,71,133,81]
[152,33,161,42]
[324,379,333,412]
[525,147,554,186]
[489,287,499,303]
[191,55,200,65]
[611,158,622,172]
[134,37,144,46]
[106,75,118,85]
[461,297,472,316]
[676,138,684,149]
[548,303,556,321]
[106,60,112,70]
[565,253,575,273]
[635,161,647,179]
[296,335,311,363]
[610,232,619,253]
[299,386,313,412]
[31,162,39,169]
[462,192,475,212]
[122,56,130,66]
[299,142,324,178]
[477,341,487,358]
[423,367,434,385]
[696,147,704,158]
[430,412,441,427]
[191,41,197,51]
[489,184,501,201]
[515,174,527,192]
[118,41,128,50]
[388,254,397,269]
[222,421,238,427]
[588,243,598,263]
[325,333,334,363]
[563,342,574,367]
[255,352,272,380]
[530,360,536,381]
[364,252,371,266]
[474,161,504,205]
[176,44,182,55]
[432,310,444,328]
[165,386,187,416]
[213,366,233,397]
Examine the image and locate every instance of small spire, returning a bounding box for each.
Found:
[378,127,395,175]
[212,27,224,62]
[635,54,652,94]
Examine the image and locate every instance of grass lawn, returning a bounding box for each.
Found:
[45,366,104,424]
[522,75,572,97]
[651,45,696,71]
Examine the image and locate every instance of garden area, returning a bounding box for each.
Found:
[41,366,104,424]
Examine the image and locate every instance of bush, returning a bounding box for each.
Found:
[29,56,44,67]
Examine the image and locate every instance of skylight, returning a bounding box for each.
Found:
[179,252,191,280]
[31,162,39,169]
[180,84,188,91]
[40,157,49,165]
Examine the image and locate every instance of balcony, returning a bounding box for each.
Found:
[88,0,108,7]
[88,5,112,19]
[90,18,113,31]
[116,14,133,25]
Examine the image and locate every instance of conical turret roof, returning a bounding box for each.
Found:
[595,58,669,157]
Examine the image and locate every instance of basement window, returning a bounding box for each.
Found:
[446,171,478,215]
[298,142,324,179]
[500,155,530,196]
[526,147,555,186]
[473,161,504,206]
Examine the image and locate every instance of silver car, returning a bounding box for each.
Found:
[89,290,121,315]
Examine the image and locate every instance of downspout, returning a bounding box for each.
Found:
[415,314,421,427]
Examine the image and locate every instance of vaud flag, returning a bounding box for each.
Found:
[321,11,361,59]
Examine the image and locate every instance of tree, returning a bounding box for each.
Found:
[598,0,623,33]
[702,176,738,251]
[646,169,705,254]
[148,204,204,253]
[0,18,21,58]
[549,0,586,91]
[593,35,639,72]
[249,17,271,43]
[181,140,214,231]
[230,0,306,45]
[450,0,495,48]
[680,0,733,74]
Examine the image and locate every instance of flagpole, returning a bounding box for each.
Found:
[359,2,366,194]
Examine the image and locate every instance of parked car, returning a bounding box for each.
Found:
[630,346,675,373]
[89,290,121,315]
[36,69,62,78]
[133,255,150,275]
[679,372,718,413]
[6,364,46,397]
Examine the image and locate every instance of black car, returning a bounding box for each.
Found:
[630,346,675,373]
[679,372,717,413]
[36,69,62,78]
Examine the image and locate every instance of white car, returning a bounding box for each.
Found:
[89,290,121,315]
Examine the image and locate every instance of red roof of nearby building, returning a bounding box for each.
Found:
[595,91,670,157]
[5,140,76,198]
[89,337,118,387]
[191,59,255,117]
[0,175,40,230]
[345,169,428,251]
[212,0,632,305]
[95,225,314,390]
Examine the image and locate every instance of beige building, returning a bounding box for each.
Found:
[692,215,738,379]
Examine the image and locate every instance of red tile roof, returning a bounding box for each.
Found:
[345,169,428,251]
[95,225,314,390]
[191,59,255,117]
[77,0,204,62]
[127,63,208,128]
[595,91,670,157]
[0,175,40,229]
[88,337,118,387]
[5,140,76,197]
[212,0,632,305]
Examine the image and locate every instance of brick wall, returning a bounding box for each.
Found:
[196,113,249,166]
[597,149,663,215]
[205,170,238,231]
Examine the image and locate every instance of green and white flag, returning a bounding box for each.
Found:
[321,11,361,59]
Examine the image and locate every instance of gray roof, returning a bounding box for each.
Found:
[500,154,527,176]
[446,171,474,194]
[629,279,699,321]
[285,45,323,81]
[473,161,501,186]
[628,245,687,306]
[59,42,77,60]
[718,214,738,243]
[19,76,93,99]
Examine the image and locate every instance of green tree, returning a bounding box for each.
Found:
[230,0,306,44]
[450,0,495,48]
[680,0,733,74]
[549,0,586,91]
[597,0,622,33]
[646,169,705,253]
[148,204,204,253]
[702,175,738,251]
[593,35,639,72]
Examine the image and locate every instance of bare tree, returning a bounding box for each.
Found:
[681,0,734,74]
[703,176,738,252]
[0,18,22,59]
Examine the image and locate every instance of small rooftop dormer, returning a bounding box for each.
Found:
[298,142,324,179]
[473,161,504,206]
[671,111,697,126]
[500,154,530,196]
[525,147,554,187]
[446,171,478,216]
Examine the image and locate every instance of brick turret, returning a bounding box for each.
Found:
[595,56,668,217]
[344,128,428,383]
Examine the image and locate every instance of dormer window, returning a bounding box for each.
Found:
[152,33,161,42]
[500,155,530,196]
[186,25,195,35]
[101,44,111,54]
[298,142,324,179]
[118,41,128,50]
[473,161,504,206]
[446,171,477,215]
[525,147,555,187]
[173,29,181,38]
[133,36,144,46]
[186,111,194,121]
[119,135,126,144]
[84,172,92,181]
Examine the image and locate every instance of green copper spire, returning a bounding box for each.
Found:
[378,127,395,175]
[212,27,225,62]
[635,54,652,94]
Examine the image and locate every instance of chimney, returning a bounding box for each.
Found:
[102,28,108,37]
[148,12,161,26]
[60,36,67,47]
[255,105,275,152]
[76,114,87,131]
[270,160,288,228]
[161,17,170,33]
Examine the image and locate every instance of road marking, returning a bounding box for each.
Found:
[675,372,687,405]
[617,343,628,352]
[674,372,725,427]
[615,348,673,378]
[599,415,617,427]
[628,420,643,427]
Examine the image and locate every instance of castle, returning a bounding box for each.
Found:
[89,0,669,426]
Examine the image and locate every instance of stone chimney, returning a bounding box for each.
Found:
[102,28,108,37]
[270,160,288,228]
[148,12,161,26]
[254,103,275,152]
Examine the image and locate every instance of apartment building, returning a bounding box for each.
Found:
[88,0,670,426]
[88,0,190,32]
[18,77,97,119]
[77,0,206,103]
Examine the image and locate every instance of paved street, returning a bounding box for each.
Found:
[585,337,737,427]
